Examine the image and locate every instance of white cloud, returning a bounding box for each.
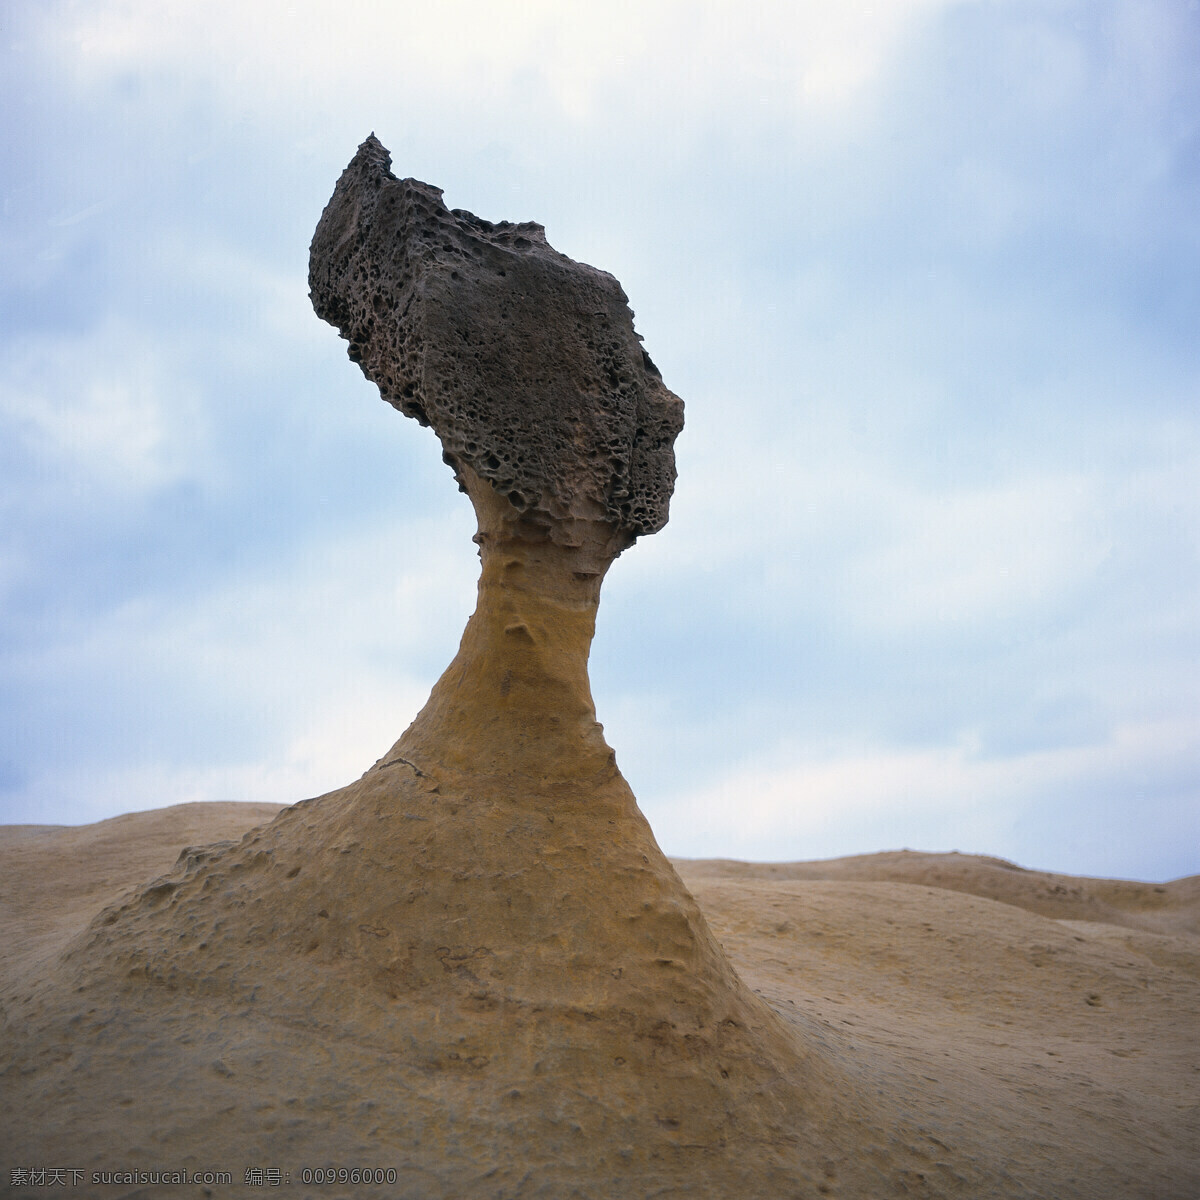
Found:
[654,716,1200,875]
[5,0,1197,885]
[52,0,966,124]
[17,685,427,826]
[1,506,478,824]
[158,233,315,347]
[617,401,1114,636]
[14,502,476,698]
[0,318,208,496]
[846,473,1110,632]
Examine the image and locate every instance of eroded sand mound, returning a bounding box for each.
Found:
[2,803,1197,1199]
[681,850,1200,937]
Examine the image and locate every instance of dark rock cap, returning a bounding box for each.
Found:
[309,136,683,544]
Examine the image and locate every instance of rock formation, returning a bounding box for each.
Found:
[309,134,682,559]
[0,139,956,1198]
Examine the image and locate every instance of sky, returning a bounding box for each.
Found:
[1,0,1197,881]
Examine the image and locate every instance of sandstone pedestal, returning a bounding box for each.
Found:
[0,141,922,1198]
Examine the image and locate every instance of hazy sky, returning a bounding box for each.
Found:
[2,0,1197,880]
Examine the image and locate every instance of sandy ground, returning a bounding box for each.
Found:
[1,802,1197,1197]
[676,856,1200,1197]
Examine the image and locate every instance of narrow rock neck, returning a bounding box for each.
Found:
[390,467,629,784]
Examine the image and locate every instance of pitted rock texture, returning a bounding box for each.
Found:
[309,135,683,551]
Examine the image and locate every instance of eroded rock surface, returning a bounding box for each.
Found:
[309,135,683,564]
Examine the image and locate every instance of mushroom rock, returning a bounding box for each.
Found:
[0,140,933,1198]
[308,134,682,565]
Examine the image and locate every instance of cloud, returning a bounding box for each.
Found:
[0,318,207,497]
[1,1,1196,883]
[52,0,962,118]
[12,691,425,828]
[0,506,476,824]
[844,473,1109,632]
[655,716,1200,880]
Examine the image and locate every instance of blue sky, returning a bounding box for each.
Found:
[2,0,1197,880]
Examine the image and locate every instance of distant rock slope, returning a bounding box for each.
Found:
[679,850,1200,938]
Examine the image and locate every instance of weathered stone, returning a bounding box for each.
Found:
[309,135,683,565]
[0,141,935,1199]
